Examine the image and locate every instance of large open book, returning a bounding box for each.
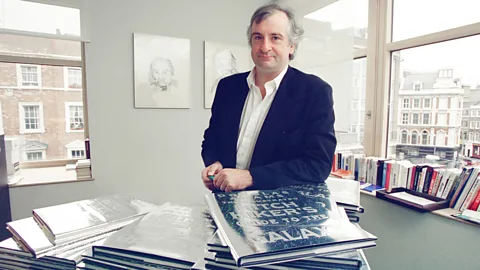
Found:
[205,187,377,267]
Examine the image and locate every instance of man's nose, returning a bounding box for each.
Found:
[260,39,271,52]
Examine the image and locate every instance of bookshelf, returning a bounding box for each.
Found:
[333,151,480,228]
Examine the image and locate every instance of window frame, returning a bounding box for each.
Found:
[1,41,91,182]
[18,102,45,134]
[63,67,83,90]
[365,0,480,157]
[65,102,84,133]
[25,150,46,161]
[16,64,42,88]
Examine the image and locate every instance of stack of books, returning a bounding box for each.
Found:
[326,177,365,223]
[80,202,216,269]
[1,194,156,269]
[201,184,377,269]
[76,159,92,179]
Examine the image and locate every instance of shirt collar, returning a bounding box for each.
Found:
[246,65,289,92]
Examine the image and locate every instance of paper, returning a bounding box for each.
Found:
[388,192,436,206]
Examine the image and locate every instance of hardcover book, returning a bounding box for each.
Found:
[93,202,216,268]
[205,187,377,267]
[208,230,364,268]
[32,194,156,245]
[6,217,117,259]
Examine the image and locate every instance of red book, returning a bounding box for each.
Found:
[468,189,480,211]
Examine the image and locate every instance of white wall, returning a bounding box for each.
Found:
[9,0,269,220]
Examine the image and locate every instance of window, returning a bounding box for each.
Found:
[423,114,430,125]
[421,131,428,145]
[26,152,43,161]
[471,111,475,117]
[351,100,358,110]
[477,111,480,117]
[412,113,419,124]
[65,67,82,89]
[414,83,421,91]
[66,140,86,159]
[403,98,410,108]
[0,0,80,36]
[350,125,357,133]
[436,131,446,146]
[65,102,84,132]
[476,133,480,142]
[71,150,85,159]
[392,1,479,42]
[424,98,431,108]
[438,98,448,110]
[464,110,469,117]
[477,122,480,129]
[1,31,89,185]
[402,113,409,124]
[17,64,41,87]
[437,113,446,126]
[411,131,418,145]
[471,122,476,129]
[413,99,420,108]
[18,102,45,134]
[304,0,369,50]
[469,132,474,141]
[401,130,408,144]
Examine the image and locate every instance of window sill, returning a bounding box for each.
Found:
[360,190,480,229]
[7,166,94,188]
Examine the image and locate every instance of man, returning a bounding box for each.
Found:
[201,3,337,192]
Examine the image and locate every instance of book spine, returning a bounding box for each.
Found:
[468,189,480,211]
[460,176,480,212]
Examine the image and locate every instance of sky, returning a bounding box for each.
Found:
[0,0,479,86]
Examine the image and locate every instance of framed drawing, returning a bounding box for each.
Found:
[204,41,253,109]
[133,33,190,108]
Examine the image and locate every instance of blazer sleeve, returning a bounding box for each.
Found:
[201,79,225,167]
[249,80,337,190]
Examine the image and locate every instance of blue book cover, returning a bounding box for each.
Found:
[205,186,377,267]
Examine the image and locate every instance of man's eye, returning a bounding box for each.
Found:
[254,36,262,40]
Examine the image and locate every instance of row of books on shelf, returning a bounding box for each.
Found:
[0,178,374,269]
[331,152,480,214]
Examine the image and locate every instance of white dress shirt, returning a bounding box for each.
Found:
[236,66,289,170]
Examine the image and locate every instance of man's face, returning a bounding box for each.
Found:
[250,11,294,74]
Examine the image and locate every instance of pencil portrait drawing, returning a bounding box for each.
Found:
[134,33,190,108]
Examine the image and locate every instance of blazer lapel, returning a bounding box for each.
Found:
[250,67,294,167]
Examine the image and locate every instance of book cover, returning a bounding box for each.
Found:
[6,217,116,259]
[205,188,377,267]
[32,194,156,244]
[94,202,216,266]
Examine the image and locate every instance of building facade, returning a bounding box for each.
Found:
[0,34,85,161]
[396,69,463,164]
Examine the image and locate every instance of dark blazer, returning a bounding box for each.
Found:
[201,66,337,190]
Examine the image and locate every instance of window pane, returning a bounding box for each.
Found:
[387,36,480,166]
[1,61,84,160]
[304,0,368,50]
[0,0,80,36]
[392,0,480,42]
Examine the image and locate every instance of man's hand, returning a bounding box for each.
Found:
[201,161,223,191]
[213,169,253,192]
